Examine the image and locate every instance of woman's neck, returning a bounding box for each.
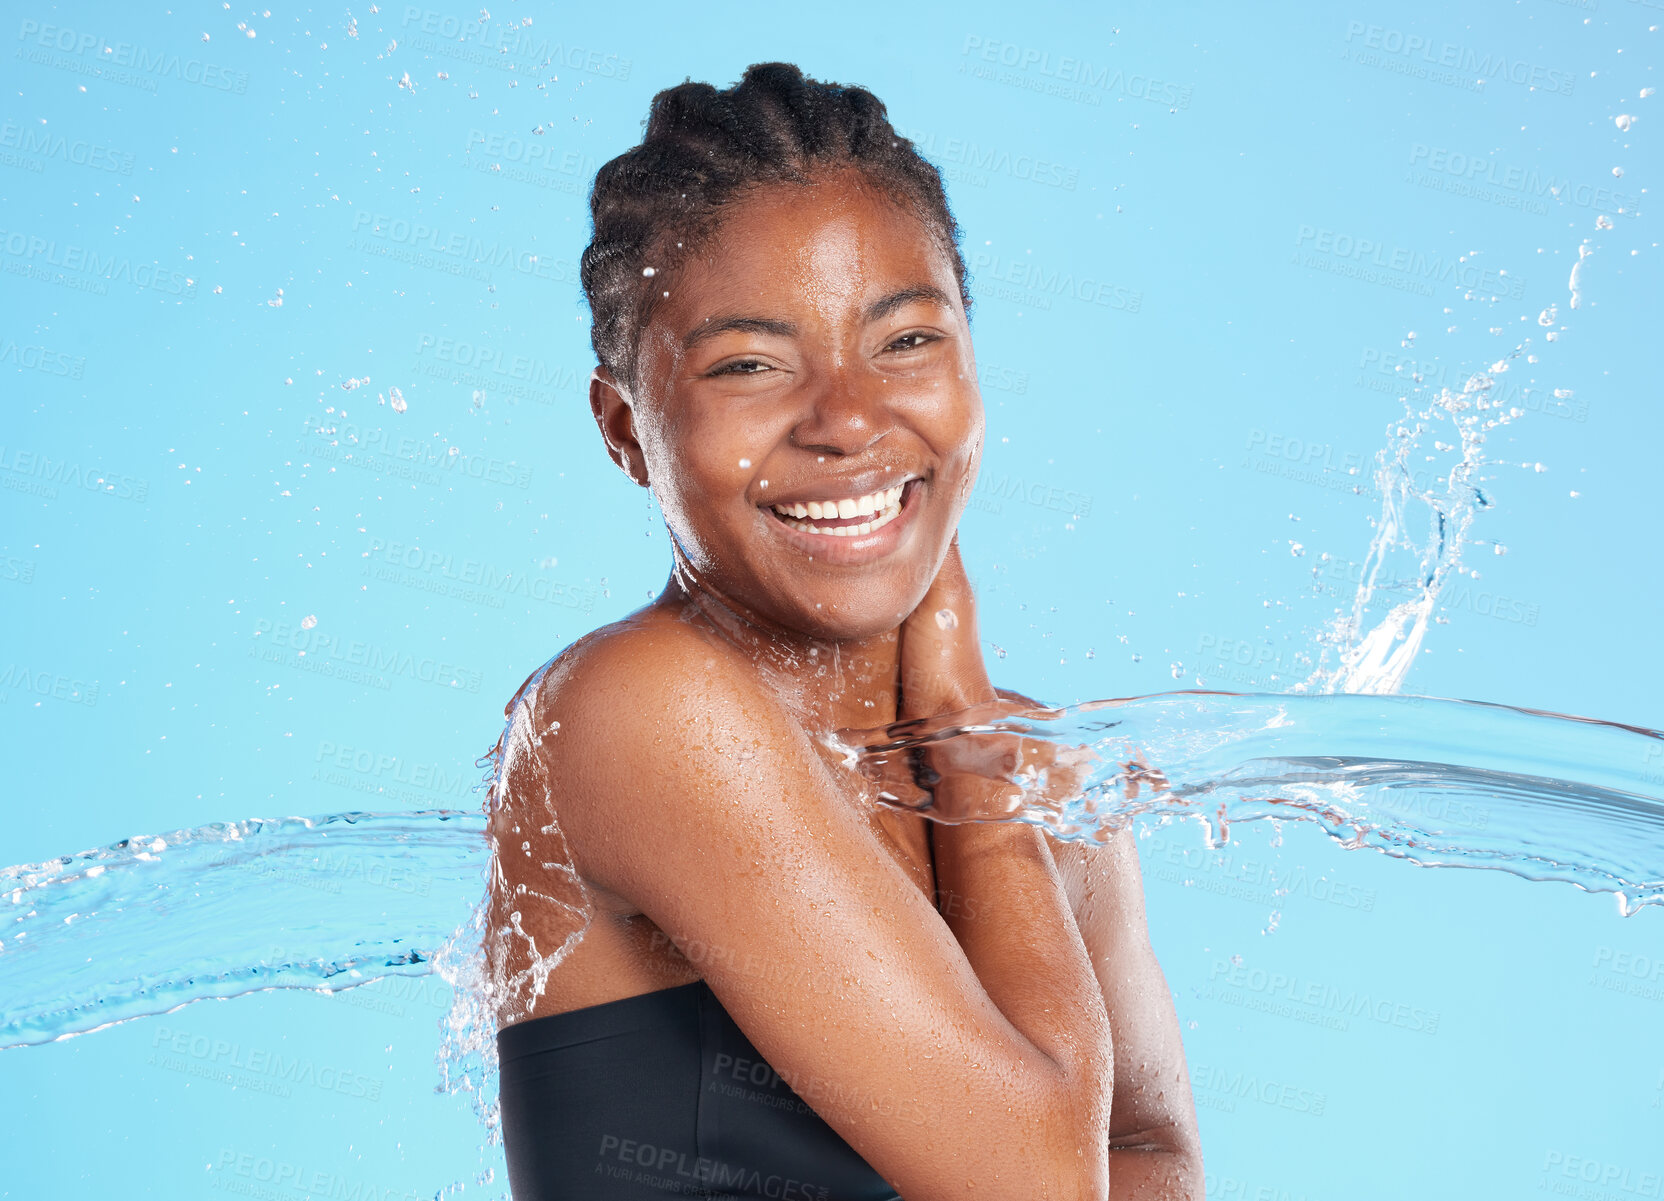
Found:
[657,569,902,735]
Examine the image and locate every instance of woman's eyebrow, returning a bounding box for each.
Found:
[682,316,796,350]
[680,286,953,351]
[864,285,954,323]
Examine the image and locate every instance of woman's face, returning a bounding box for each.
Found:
[605,168,983,642]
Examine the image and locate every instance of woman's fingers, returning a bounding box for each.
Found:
[898,537,997,718]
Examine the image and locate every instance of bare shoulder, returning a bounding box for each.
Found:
[505,606,831,887]
[528,606,797,765]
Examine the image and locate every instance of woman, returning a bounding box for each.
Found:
[485,63,1201,1201]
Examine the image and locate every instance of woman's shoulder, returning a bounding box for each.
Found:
[495,607,825,890]
[501,606,797,799]
[514,607,766,719]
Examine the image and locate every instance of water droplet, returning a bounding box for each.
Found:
[641,267,656,277]
[738,458,751,469]
[1615,113,1635,131]
[1595,214,1614,230]
[1169,662,1184,679]
[389,386,407,413]
[992,644,1007,659]
[1612,166,1625,178]
[934,608,958,631]
[300,614,318,630]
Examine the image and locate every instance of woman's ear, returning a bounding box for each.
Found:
[589,366,649,487]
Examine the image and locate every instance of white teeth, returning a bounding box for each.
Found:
[769,481,912,537]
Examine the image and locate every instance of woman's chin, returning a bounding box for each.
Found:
[732,584,918,645]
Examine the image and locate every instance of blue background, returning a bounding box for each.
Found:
[2,1,1660,1197]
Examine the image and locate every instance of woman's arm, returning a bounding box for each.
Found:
[902,542,1117,1195]
[1050,830,1204,1199]
[967,685,1201,1197]
[527,615,1114,1201]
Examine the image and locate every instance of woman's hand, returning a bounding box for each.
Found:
[898,535,999,719]
[890,538,1100,826]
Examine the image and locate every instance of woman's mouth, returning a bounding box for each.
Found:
[766,480,912,537]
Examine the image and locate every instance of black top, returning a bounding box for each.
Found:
[497,980,902,1200]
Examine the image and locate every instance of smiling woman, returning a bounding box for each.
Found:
[484,63,1201,1201]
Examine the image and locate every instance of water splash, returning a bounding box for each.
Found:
[1298,346,1516,696]
[5,690,1661,1057]
[1,809,487,1048]
[1301,88,1630,693]
[826,691,1664,915]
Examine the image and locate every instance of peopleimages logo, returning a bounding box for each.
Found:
[1206,959,1441,1034]
[314,740,478,803]
[971,470,1092,518]
[211,1148,424,1201]
[1189,1063,1329,1117]
[893,124,1081,192]
[1342,21,1575,95]
[251,617,484,694]
[1408,145,1641,219]
[0,336,86,379]
[302,416,532,490]
[0,555,37,585]
[363,535,598,612]
[0,120,135,175]
[1540,1151,1664,1198]
[399,8,631,80]
[0,228,195,297]
[15,19,250,93]
[411,332,584,405]
[349,211,580,286]
[464,130,597,179]
[966,248,1143,313]
[1294,225,1524,299]
[1354,346,1588,422]
[0,664,99,707]
[959,35,1194,109]
[0,444,149,502]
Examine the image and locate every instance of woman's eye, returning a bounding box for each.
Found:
[711,358,773,376]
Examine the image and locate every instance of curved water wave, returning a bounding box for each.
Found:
[3,690,1661,1049]
[832,690,1664,911]
[1,810,488,1048]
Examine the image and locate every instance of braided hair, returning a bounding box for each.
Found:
[580,62,970,390]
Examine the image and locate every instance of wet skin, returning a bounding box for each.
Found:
[488,168,1201,1200]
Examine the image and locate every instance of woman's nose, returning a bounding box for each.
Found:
[788,368,893,457]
